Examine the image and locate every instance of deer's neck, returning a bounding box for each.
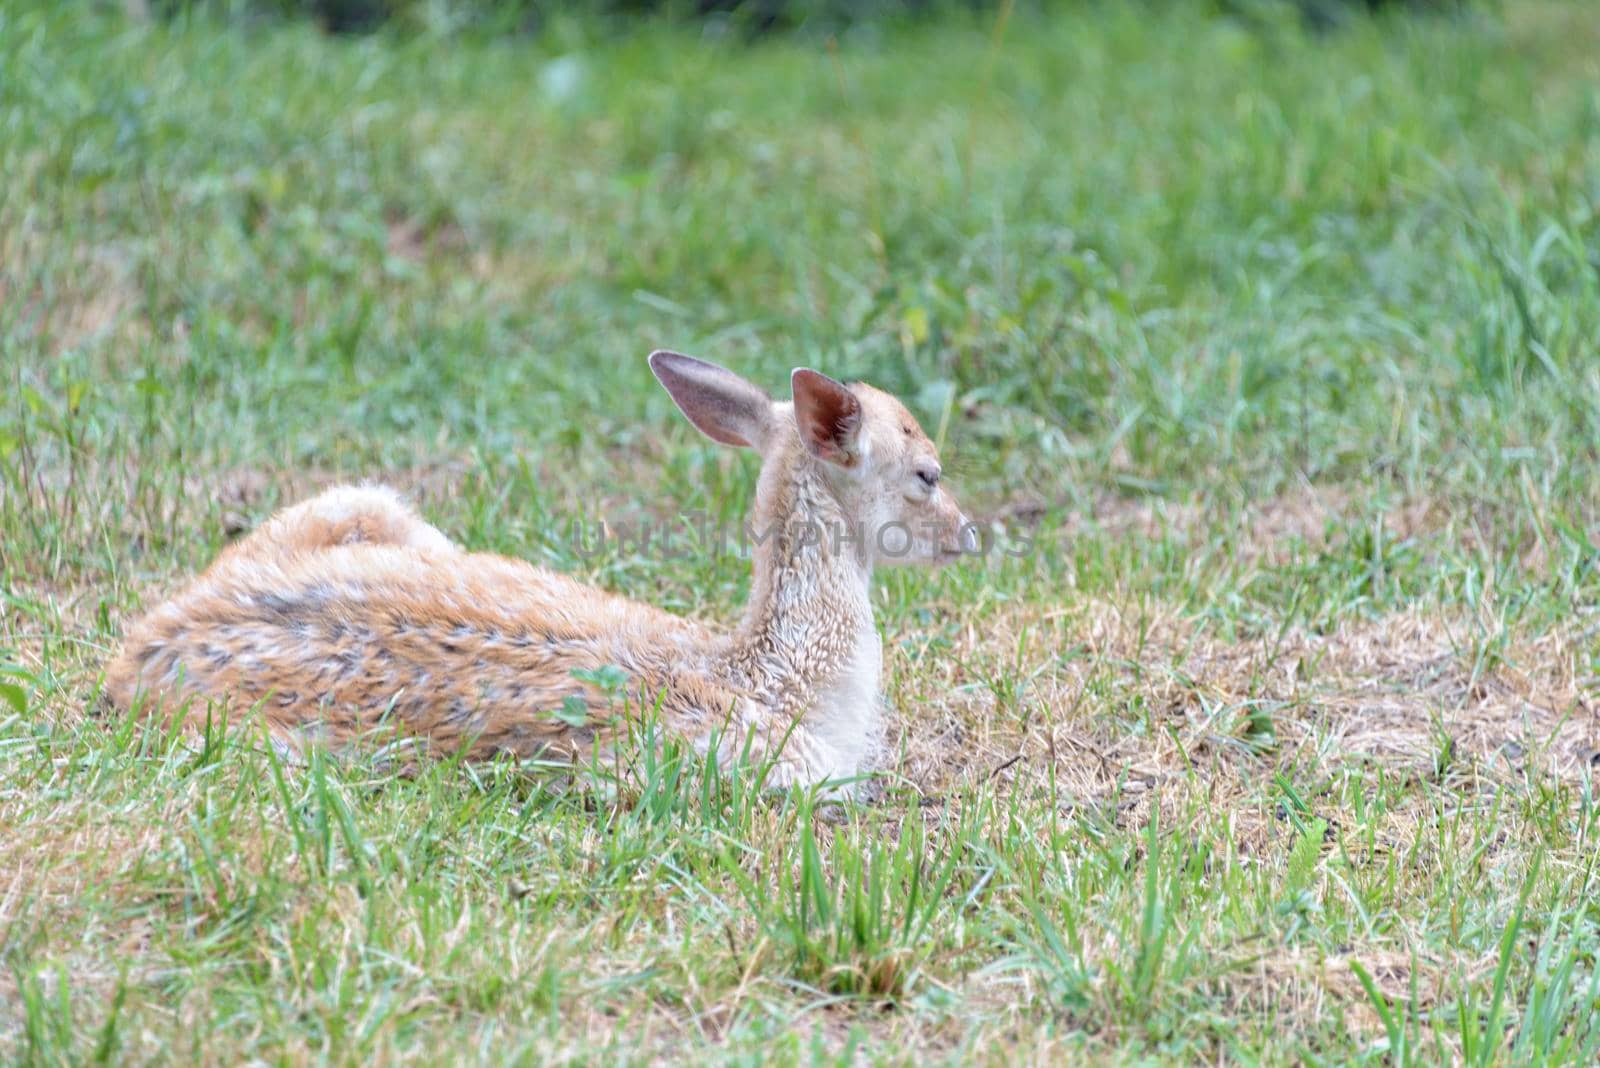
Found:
[729,459,882,755]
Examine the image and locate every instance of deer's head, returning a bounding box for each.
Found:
[650,350,977,567]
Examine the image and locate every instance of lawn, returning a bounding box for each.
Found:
[3,0,1600,1061]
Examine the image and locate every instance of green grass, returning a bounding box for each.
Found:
[4,0,1600,1061]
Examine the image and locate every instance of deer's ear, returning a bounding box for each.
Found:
[791,368,862,467]
[649,351,773,450]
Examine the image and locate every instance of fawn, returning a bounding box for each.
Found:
[105,352,977,790]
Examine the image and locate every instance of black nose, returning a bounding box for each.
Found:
[917,467,940,489]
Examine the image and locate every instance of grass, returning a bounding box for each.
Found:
[3,0,1600,1060]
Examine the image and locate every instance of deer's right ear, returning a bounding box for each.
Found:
[649,351,773,450]
[791,368,862,467]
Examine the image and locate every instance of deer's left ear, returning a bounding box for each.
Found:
[791,368,862,467]
[650,350,774,451]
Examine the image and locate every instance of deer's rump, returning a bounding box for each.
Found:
[103,547,673,758]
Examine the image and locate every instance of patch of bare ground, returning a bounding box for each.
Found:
[995,480,1354,547]
[995,481,1588,574]
[894,595,1598,803]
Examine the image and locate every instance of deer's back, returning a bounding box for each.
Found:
[105,546,715,758]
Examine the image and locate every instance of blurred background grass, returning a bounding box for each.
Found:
[10,3,1595,470]
[5,0,1597,605]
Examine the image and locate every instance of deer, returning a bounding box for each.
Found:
[104,352,978,793]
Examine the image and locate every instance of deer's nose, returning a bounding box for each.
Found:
[959,517,981,554]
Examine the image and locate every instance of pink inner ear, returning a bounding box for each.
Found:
[794,370,862,464]
[806,419,843,458]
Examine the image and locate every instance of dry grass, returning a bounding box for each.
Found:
[893,580,1596,800]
